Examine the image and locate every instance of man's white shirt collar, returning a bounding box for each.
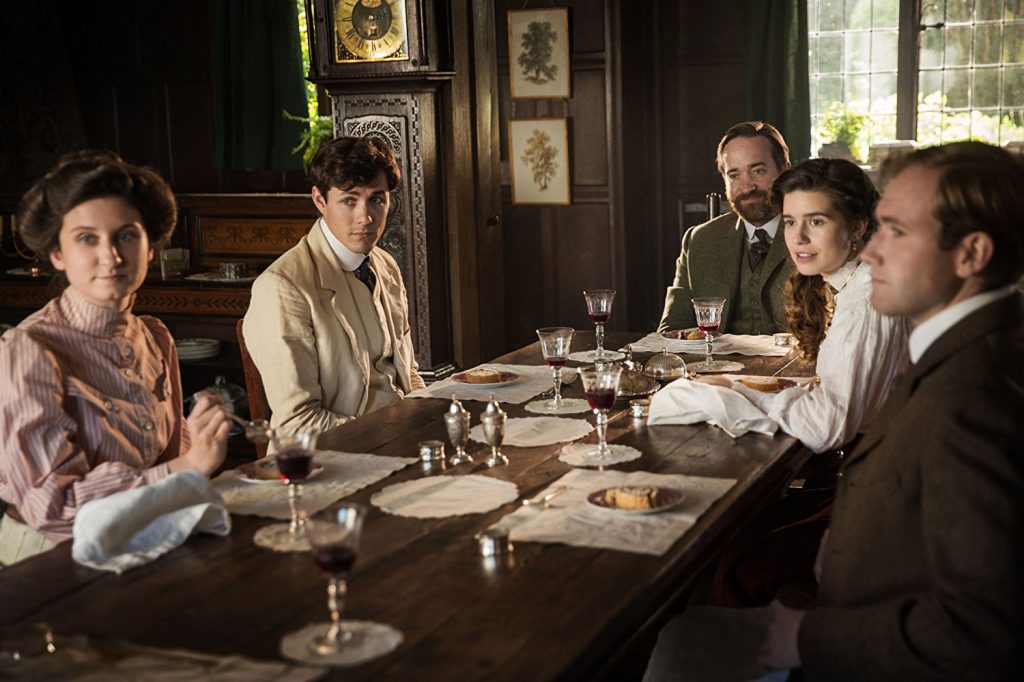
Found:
[743,214,781,242]
[319,218,368,272]
[908,287,1014,363]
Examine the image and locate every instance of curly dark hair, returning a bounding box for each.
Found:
[308,136,401,199]
[773,158,879,361]
[17,150,177,255]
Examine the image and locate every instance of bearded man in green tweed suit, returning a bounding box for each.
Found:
[658,121,794,335]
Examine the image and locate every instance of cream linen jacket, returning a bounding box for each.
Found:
[243,222,425,435]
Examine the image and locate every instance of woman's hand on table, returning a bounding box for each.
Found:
[173,393,231,477]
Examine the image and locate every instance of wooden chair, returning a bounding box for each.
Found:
[235,319,271,458]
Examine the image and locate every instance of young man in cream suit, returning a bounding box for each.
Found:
[243,137,424,435]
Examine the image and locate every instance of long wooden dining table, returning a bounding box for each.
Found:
[0,332,814,680]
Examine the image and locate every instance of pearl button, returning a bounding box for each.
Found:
[143,421,154,431]
[122,368,135,379]
[121,346,133,358]
[103,400,118,412]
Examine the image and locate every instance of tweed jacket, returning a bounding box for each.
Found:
[657,212,792,333]
[243,223,425,435]
[799,292,1024,680]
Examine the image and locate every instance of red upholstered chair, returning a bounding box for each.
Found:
[235,319,271,458]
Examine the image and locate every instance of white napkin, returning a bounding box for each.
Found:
[626,332,790,356]
[497,469,736,556]
[407,364,553,403]
[647,378,779,439]
[213,451,415,520]
[371,475,518,518]
[72,470,230,574]
[469,416,593,447]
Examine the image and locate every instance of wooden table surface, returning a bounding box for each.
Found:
[0,332,814,681]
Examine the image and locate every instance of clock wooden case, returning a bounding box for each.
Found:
[304,0,453,79]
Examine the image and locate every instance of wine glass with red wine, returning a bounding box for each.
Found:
[304,503,367,656]
[527,327,587,413]
[579,364,623,459]
[691,297,728,371]
[252,431,318,553]
[583,289,615,360]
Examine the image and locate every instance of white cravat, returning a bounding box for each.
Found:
[319,218,367,272]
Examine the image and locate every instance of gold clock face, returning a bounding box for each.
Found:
[334,0,409,63]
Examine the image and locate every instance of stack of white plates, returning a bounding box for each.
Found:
[175,338,221,362]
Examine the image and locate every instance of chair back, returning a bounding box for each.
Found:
[235,319,271,458]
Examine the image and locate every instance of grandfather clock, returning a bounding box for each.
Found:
[304,0,502,378]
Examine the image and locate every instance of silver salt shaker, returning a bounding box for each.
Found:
[479,409,508,468]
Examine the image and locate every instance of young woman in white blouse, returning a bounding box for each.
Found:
[707,158,910,606]
[0,151,230,567]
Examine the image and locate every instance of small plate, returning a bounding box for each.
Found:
[661,328,720,341]
[451,370,520,388]
[235,457,325,485]
[586,486,685,514]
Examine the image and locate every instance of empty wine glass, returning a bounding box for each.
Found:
[579,365,622,459]
[480,410,508,468]
[253,431,318,552]
[692,297,727,371]
[444,411,473,465]
[583,289,615,360]
[306,503,365,655]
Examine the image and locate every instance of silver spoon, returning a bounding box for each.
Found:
[226,412,273,444]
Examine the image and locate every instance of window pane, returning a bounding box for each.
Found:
[947,0,975,23]
[922,1,945,25]
[872,0,899,28]
[920,70,946,108]
[847,74,872,105]
[846,31,871,72]
[810,35,820,72]
[817,75,844,110]
[846,0,872,29]
[1002,108,1024,141]
[977,0,1004,21]
[1004,21,1024,61]
[820,0,844,30]
[871,114,898,142]
[945,68,971,107]
[871,72,899,112]
[820,34,843,72]
[1004,64,1024,102]
[921,27,945,68]
[974,67,1002,105]
[975,23,1003,63]
[1008,0,1024,19]
[872,30,899,70]
[945,25,974,66]
[809,0,820,31]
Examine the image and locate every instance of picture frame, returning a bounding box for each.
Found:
[509,118,571,205]
[507,8,571,100]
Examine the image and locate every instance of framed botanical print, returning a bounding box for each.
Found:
[509,118,571,205]
[507,8,571,100]
[333,0,409,63]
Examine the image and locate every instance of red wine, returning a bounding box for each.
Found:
[698,323,719,333]
[589,313,610,324]
[313,543,357,575]
[276,447,313,481]
[546,357,567,368]
[586,388,616,410]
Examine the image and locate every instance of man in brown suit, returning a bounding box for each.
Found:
[646,142,1024,681]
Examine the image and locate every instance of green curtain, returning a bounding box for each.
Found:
[744,0,811,163]
[213,0,308,171]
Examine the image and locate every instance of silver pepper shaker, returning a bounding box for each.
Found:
[484,393,502,416]
[480,409,508,468]
[448,394,467,415]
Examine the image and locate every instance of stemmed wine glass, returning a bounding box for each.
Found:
[579,364,623,459]
[253,431,318,552]
[527,327,590,413]
[305,503,365,655]
[692,297,728,371]
[583,289,615,360]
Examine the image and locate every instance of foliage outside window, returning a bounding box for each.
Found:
[291,0,332,169]
[809,0,1024,160]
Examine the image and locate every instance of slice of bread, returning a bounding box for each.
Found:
[604,485,658,510]
[465,368,501,384]
[739,376,781,393]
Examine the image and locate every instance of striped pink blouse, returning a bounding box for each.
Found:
[0,288,190,542]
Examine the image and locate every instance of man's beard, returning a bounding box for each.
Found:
[728,189,777,225]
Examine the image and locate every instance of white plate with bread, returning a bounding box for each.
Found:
[586,485,685,515]
[451,368,520,388]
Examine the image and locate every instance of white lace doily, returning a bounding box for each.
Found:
[558,443,643,467]
[567,349,626,363]
[371,475,518,518]
[469,416,593,447]
[524,398,591,415]
[280,621,402,667]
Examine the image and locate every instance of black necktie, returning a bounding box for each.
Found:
[749,228,771,270]
[355,257,376,293]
